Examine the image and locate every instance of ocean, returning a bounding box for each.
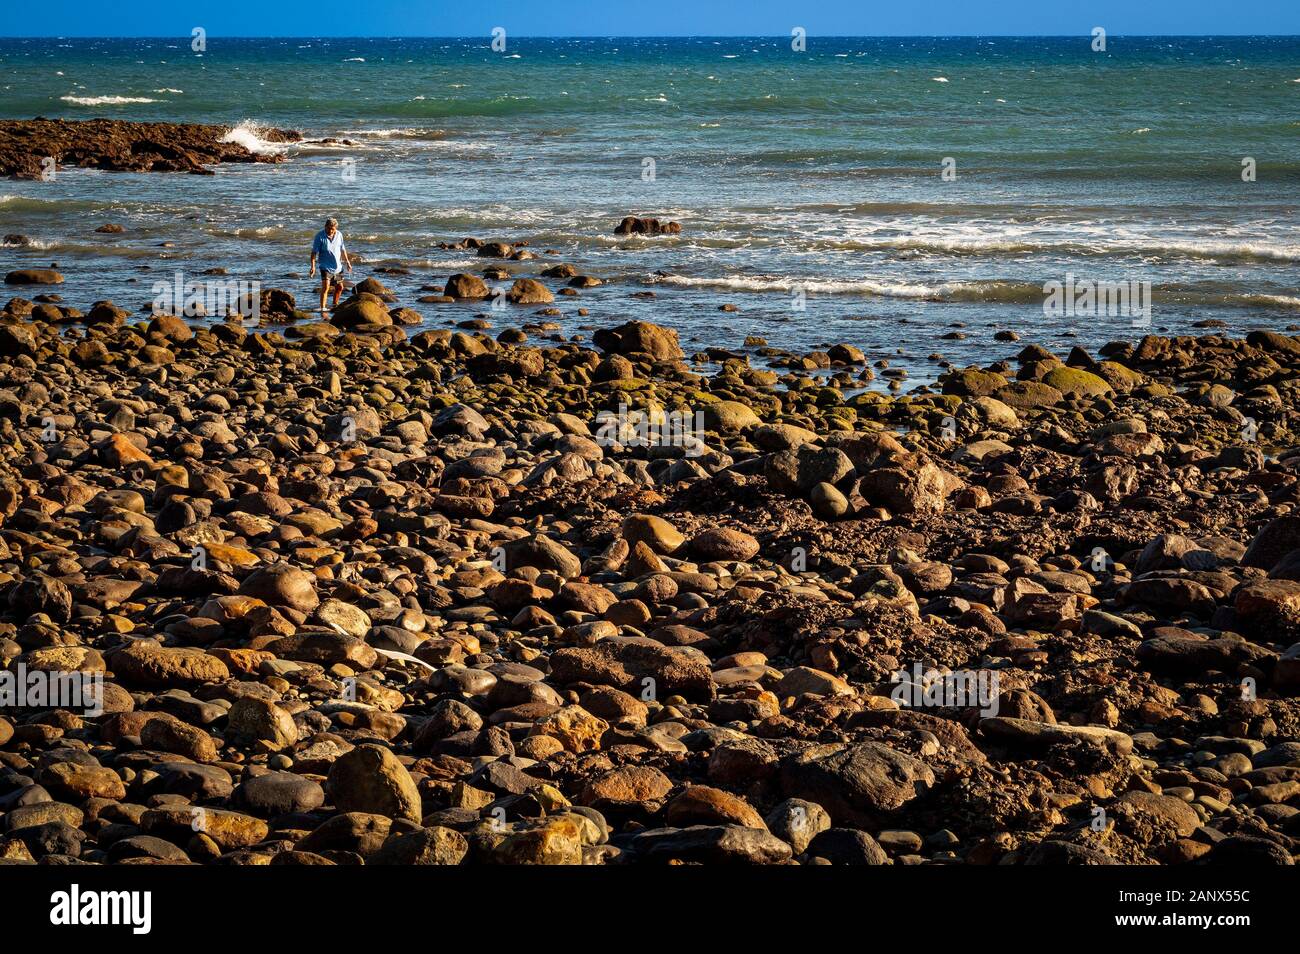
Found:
[2,35,1298,387]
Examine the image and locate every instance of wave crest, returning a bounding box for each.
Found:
[60,94,157,105]
[653,274,1044,303]
[220,120,289,156]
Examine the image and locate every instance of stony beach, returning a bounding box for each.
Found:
[2,227,1299,868]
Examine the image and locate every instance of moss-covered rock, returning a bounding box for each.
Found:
[994,380,1065,409]
[1095,361,1147,392]
[942,367,1009,397]
[1043,365,1113,397]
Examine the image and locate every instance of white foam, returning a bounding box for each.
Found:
[223,225,285,239]
[402,257,483,269]
[1153,239,1300,262]
[219,121,288,156]
[2,237,54,249]
[1251,294,1300,309]
[654,273,1004,299]
[423,139,493,154]
[339,127,439,139]
[60,94,157,105]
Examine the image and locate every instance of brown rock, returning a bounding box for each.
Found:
[581,765,673,809]
[529,705,610,753]
[109,641,231,688]
[551,638,715,702]
[591,320,684,361]
[444,273,490,299]
[665,785,767,829]
[238,563,320,613]
[691,527,760,562]
[326,744,423,821]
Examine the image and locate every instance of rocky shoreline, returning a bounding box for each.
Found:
[0,119,300,179]
[1,260,1299,867]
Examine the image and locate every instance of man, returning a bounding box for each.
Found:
[309,217,353,312]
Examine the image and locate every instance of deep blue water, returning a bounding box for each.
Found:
[2,36,1298,384]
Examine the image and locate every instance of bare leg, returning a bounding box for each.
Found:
[319,277,329,313]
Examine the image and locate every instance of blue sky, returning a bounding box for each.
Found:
[4,0,1299,37]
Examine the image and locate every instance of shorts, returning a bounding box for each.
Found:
[320,269,342,288]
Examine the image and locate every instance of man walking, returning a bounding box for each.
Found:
[309,217,353,313]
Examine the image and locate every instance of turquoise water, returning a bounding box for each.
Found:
[2,36,1298,383]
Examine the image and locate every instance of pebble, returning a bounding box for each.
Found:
[0,271,1296,868]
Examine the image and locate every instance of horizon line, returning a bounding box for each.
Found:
[4,33,1300,40]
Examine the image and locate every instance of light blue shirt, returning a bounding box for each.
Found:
[313,229,346,272]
